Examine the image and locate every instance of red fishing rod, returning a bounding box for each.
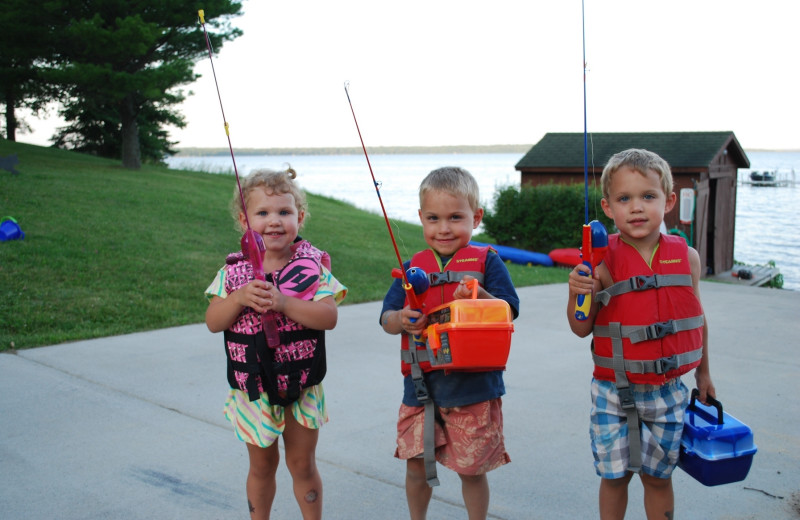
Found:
[343,82,429,310]
[198,10,280,346]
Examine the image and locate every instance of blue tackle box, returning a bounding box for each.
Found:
[678,389,757,486]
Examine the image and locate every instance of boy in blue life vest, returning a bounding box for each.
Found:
[380,166,519,520]
[567,149,716,520]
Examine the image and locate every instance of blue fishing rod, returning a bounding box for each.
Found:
[574,0,608,321]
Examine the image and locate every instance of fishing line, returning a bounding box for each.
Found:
[198,10,279,346]
[582,0,590,225]
[343,81,413,287]
[574,0,609,322]
[198,10,251,231]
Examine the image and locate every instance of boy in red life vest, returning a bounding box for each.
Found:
[380,166,519,520]
[567,149,716,520]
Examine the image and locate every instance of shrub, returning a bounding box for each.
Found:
[483,183,613,252]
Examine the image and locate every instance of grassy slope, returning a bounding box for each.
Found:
[0,140,567,349]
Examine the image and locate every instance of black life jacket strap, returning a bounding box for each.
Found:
[224,328,326,404]
[223,329,264,402]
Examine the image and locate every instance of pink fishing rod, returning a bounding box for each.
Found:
[198,10,280,346]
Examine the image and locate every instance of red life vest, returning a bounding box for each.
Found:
[223,239,330,405]
[592,234,704,385]
[400,245,489,376]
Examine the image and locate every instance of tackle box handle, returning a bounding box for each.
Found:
[688,388,724,425]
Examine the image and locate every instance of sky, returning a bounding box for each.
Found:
[19,0,800,151]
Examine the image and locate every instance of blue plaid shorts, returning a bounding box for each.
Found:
[589,377,688,479]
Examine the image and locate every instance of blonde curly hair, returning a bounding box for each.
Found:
[230,165,309,229]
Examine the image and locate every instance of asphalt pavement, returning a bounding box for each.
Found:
[1,282,798,519]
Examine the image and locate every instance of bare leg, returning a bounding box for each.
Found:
[459,472,489,520]
[599,472,633,520]
[282,412,323,520]
[405,457,433,520]
[641,473,674,520]
[245,442,280,520]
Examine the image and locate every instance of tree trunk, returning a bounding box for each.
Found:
[4,85,17,141]
[120,96,140,169]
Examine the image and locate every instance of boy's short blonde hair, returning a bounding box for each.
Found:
[600,149,673,199]
[419,166,481,211]
[231,165,308,227]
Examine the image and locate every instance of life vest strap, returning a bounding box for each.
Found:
[608,322,642,474]
[404,340,439,487]
[596,274,693,306]
[593,315,704,344]
[224,328,324,404]
[592,348,703,375]
[401,348,431,364]
[427,271,484,287]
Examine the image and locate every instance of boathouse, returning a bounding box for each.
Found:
[515,132,750,277]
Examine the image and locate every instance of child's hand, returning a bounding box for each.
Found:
[453,275,478,300]
[568,264,597,296]
[694,371,717,405]
[401,307,427,336]
[232,280,274,314]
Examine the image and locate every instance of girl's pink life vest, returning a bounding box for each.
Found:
[592,234,705,385]
[400,245,489,377]
[223,239,331,405]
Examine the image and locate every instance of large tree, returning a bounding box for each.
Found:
[0,0,61,141]
[44,0,242,168]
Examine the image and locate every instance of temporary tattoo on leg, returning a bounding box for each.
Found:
[304,490,319,503]
[248,499,255,513]
[664,511,673,519]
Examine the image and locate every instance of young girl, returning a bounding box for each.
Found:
[205,167,346,520]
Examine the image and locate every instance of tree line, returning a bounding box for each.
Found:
[174,144,534,157]
[0,0,243,169]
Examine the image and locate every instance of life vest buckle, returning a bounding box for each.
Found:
[654,355,679,374]
[428,271,452,286]
[645,320,677,340]
[412,376,430,402]
[630,275,658,291]
[617,386,635,410]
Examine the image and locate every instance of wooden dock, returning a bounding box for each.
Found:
[708,265,781,287]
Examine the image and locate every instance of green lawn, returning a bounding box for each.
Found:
[0,140,567,349]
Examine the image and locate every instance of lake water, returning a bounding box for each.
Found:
[166,150,800,291]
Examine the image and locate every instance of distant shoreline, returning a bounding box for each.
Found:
[173,144,533,156]
[173,144,799,157]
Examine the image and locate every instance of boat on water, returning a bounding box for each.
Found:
[750,171,776,184]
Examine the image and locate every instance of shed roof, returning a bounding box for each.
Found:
[515,131,749,171]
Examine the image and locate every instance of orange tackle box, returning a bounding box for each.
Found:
[423,297,514,371]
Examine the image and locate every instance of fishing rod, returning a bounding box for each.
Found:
[574,0,608,321]
[198,9,280,346]
[343,82,429,312]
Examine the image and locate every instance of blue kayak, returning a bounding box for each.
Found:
[470,241,554,267]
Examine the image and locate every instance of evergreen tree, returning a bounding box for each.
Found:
[0,0,60,141]
[44,0,242,168]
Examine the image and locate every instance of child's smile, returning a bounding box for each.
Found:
[418,190,483,257]
[239,188,304,260]
[601,166,675,247]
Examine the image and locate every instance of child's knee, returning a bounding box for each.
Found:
[286,453,317,479]
[457,472,486,486]
[248,444,280,478]
[405,458,426,480]
[602,472,634,488]
[640,472,671,491]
